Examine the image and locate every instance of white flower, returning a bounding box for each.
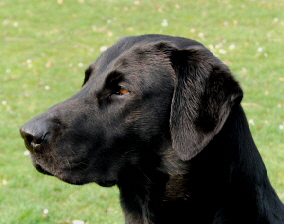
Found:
[219,49,226,54]
[161,19,168,27]
[72,220,85,224]
[100,46,108,52]
[215,43,222,49]
[3,19,9,25]
[24,150,30,155]
[198,32,205,39]
[249,119,255,126]
[2,179,7,185]
[208,44,214,50]
[229,44,235,50]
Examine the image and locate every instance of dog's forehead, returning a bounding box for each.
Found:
[88,38,174,83]
[88,34,202,72]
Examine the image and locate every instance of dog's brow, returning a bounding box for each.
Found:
[106,71,124,84]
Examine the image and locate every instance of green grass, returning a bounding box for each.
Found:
[1,0,284,223]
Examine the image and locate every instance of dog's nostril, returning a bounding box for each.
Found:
[20,126,48,152]
[26,133,44,145]
[26,134,35,145]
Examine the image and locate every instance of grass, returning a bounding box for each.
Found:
[1,0,284,223]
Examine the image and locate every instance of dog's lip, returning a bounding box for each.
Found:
[35,164,54,176]
[33,162,117,187]
[34,163,85,185]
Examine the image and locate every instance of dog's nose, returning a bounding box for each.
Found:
[20,119,49,152]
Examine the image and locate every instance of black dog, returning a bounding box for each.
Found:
[20,35,284,223]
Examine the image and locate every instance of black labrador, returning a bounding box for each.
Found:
[20,34,284,224]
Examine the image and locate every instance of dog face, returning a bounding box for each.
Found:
[20,35,242,187]
[20,37,177,186]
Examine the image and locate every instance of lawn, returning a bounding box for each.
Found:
[1,0,283,223]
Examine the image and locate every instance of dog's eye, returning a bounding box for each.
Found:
[112,86,129,95]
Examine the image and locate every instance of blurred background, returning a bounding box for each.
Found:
[1,0,283,223]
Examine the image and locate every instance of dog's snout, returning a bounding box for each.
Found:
[20,119,50,152]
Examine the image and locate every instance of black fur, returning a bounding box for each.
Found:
[20,34,284,224]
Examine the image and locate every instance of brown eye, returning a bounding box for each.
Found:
[119,88,129,95]
[113,86,129,95]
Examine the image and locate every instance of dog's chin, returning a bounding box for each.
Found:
[33,163,117,187]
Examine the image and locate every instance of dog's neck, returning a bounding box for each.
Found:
[179,105,284,223]
[119,105,284,224]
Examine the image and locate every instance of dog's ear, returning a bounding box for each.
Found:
[170,45,243,161]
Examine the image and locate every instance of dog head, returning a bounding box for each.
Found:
[20,35,242,186]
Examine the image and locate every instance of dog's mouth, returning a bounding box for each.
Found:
[31,157,118,187]
[35,163,54,176]
[33,161,90,185]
